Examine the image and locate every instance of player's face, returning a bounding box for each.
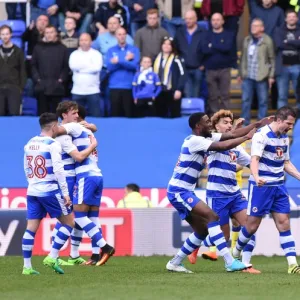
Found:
[199,115,213,138]
[63,109,79,123]
[278,115,295,134]
[215,117,233,133]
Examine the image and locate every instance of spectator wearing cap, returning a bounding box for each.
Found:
[94,0,128,34]
[69,33,103,117]
[134,9,169,61]
[106,27,140,118]
[57,0,94,34]
[174,9,205,98]
[157,0,194,37]
[0,25,26,116]
[153,37,186,118]
[128,0,157,37]
[202,13,235,115]
[31,25,69,115]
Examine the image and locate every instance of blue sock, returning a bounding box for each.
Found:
[70,222,83,258]
[203,235,213,247]
[88,210,101,255]
[22,229,35,268]
[279,230,297,266]
[74,211,106,249]
[50,224,73,259]
[52,222,62,244]
[232,225,241,232]
[242,234,256,265]
[236,227,252,251]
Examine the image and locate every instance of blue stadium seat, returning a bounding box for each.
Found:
[0,20,26,37]
[197,21,209,31]
[22,97,37,116]
[181,98,205,115]
[0,37,23,48]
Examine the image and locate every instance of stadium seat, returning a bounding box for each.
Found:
[181,98,205,115]
[22,97,37,116]
[0,37,23,48]
[197,21,209,31]
[0,20,26,37]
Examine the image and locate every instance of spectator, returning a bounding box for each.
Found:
[60,17,80,56]
[239,18,275,125]
[30,0,58,27]
[132,56,162,117]
[117,183,153,208]
[200,0,246,67]
[94,0,128,34]
[248,0,284,38]
[92,17,134,117]
[6,3,26,21]
[31,25,69,115]
[69,33,103,117]
[0,25,26,116]
[57,0,94,34]
[106,27,140,118]
[174,9,205,98]
[128,0,157,37]
[153,37,185,118]
[274,10,300,111]
[134,9,169,61]
[202,13,235,115]
[157,0,194,37]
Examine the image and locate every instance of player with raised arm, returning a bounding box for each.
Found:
[52,101,98,265]
[166,112,272,273]
[22,113,74,275]
[187,110,260,273]
[233,106,300,274]
[57,115,115,266]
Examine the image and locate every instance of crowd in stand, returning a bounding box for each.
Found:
[0,0,300,121]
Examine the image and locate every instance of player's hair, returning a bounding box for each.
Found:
[275,106,297,121]
[126,183,140,193]
[0,25,12,34]
[56,101,78,119]
[77,105,86,121]
[211,110,233,130]
[147,8,159,16]
[188,112,207,129]
[39,113,58,129]
[285,9,298,17]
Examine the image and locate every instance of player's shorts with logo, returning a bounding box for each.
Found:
[167,191,201,220]
[73,176,103,206]
[206,193,247,226]
[247,181,290,217]
[27,190,71,219]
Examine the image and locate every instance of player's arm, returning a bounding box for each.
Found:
[208,129,255,151]
[57,122,83,137]
[220,116,274,141]
[50,142,71,206]
[250,132,267,186]
[79,121,97,133]
[236,146,251,169]
[284,160,300,180]
[236,164,244,172]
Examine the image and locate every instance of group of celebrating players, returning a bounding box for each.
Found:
[22,101,300,275]
[167,106,300,274]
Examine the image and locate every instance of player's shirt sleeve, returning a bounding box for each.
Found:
[211,133,222,142]
[56,135,77,154]
[236,145,251,167]
[251,132,266,158]
[62,123,84,137]
[285,137,290,161]
[188,136,214,153]
[50,141,69,197]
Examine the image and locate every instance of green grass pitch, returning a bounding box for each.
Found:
[1,256,300,300]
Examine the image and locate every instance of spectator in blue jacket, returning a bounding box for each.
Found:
[274,10,300,111]
[248,0,284,38]
[132,56,162,117]
[128,0,157,37]
[174,10,205,99]
[106,27,140,117]
[202,13,235,115]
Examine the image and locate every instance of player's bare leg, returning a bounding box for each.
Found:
[22,219,41,275]
[232,210,261,274]
[272,212,300,274]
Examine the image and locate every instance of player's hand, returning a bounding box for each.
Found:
[64,195,72,207]
[258,116,275,127]
[255,177,267,187]
[246,128,256,140]
[233,118,245,130]
[79,120,88,127]
[89,136,98,148]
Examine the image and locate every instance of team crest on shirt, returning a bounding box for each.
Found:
[228,151,237,162]
[187,198,193,204]
[275,147,284,159]
[252,207,258,213]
